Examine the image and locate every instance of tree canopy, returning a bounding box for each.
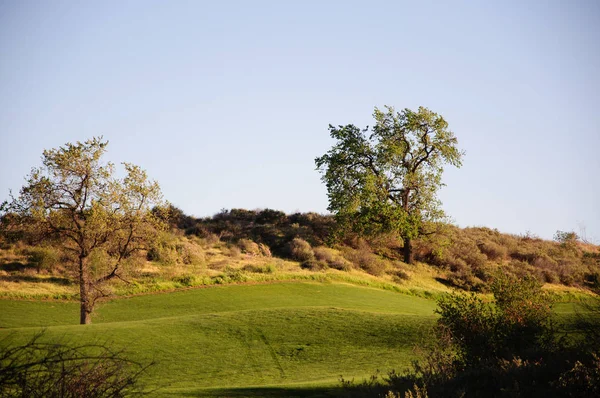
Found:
[315,106,464,263]
[1,137,165,324]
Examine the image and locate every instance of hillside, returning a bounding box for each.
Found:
[1,207,598,301]
[1,209,598,396]
[0,282,439,397]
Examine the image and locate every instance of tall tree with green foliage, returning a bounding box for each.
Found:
[315,106,464,264]
[0,137,165,324]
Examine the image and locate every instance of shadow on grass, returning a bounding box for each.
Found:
[0,261,36,272]
[434,277,459,289]
[0,274,72,285]
[177,386,349,397]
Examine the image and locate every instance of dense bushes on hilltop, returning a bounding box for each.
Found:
[151,206,600,291]
[175,208,334,257]
[3,205,599,293]
[413,226,600,292]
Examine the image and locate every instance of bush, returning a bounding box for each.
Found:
[258,243,272,257]
[391,269,410,283]
[226,245,241,258]
[173,274,196,287]
[300,258,328,271]
[241,264,276,274]
[0,332,151,397]
[313,246,335,263]
[357,273,599,397]
[177,241,205,265]
[26,246,60,273]
[288,238,315,262]
[237,239,261,256]
[343,245,387,276]
[554,230,579,245]
[313,246,352,271]
[477,240,507,260]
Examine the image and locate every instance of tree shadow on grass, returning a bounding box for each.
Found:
[0,261,36,272]
[0,274,71,285]
[177,386,349,397]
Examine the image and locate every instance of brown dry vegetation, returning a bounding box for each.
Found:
[1,208,599,299]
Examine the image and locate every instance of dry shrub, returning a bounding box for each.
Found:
[314,246,335,263]
[533,254,558,269]
[200,232,220,247]
[300,259,328,271]
[242,264,276,273]
[478,240,507,260]
[343,246,387,276]
[510,248,538,264]
[226,245,241,258]
[541,269,560,284]
[177,241,205,265]
[258,243,272,257]
[391,269,410,283]
[314,246,353,271]
[288,238,314,262]
[208,259,229,270]
[237,239,261,256]
[446,270,485,291]
[26,246,60,273]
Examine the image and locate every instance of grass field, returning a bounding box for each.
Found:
[0,282,439,397]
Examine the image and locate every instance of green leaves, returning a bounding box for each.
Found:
[1,137,166,323]
[315,106,464,254]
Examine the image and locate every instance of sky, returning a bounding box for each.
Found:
[1,0,599,242]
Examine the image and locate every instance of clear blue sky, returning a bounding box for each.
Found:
[1,0,599,242]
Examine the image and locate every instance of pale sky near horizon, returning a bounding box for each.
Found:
[1,1,599,242]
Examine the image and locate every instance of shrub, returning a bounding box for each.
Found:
[177,241,205,265]
[26,246,60,273]
[300,259,328,271]
[510,248,538,264]
[554,230,579,245]
[226,245,241,258]
[342,245,387,276]
[0,332,151,397]
[237,238,261,255]
[288,238,315,262]
[241,264,276,274]
[477,240,507,260]
[173,274,196,287]
[329,258,353,271]
[391,269,410,283]
[314,246,335,263]
[258,243,272,257]
[313,246,352,271]
[541,269,560,284]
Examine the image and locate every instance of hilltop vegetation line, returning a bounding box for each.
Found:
[2,205,599,301]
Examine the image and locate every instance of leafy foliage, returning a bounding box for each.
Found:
[0,331,151,397]
[315,106,463,263]
[367,274,600,397]
[1,137,165,323]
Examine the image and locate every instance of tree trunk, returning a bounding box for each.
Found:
[79,257,92,325]
[403,237,412,264]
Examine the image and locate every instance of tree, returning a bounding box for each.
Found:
[315,106,464,264]
[0,137,165,324]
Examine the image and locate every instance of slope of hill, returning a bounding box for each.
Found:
[0,282,438,397]
[1,208,597,301]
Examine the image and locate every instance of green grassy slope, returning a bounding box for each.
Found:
[0,282,437,397]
